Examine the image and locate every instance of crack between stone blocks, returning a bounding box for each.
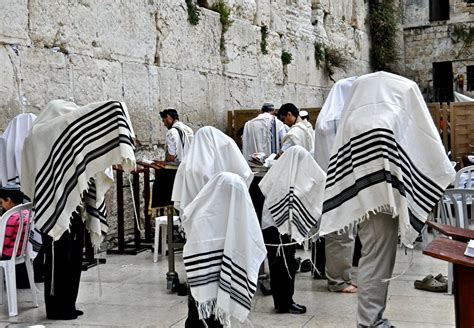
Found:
[229,88,242,108]
[6,45,24,113]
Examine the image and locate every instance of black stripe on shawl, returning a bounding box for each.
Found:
[39,135,134,233]
[218,279,252,311]
[34,117,133,218]
[183,249,223,260]
[325,130,443,213]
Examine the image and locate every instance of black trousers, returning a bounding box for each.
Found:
[43,213,84,317]
[185,287,223,328]
[262,226,297,311]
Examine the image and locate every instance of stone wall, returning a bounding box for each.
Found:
[0,0,371,239]
[403,0,474,99]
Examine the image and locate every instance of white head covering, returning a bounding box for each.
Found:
[319,72,456,247]
[172,126,253,212]
[259,145,326,243]
[314,77,357,172]
[182,172,266,326]
[0,113,37,185]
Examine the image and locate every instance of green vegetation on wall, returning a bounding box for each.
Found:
[281,51,293,65]
[367,0,399,71]
[314,41,348,82]
[212,0,233,51]
[451,24,474,58]
[186,0,201,25]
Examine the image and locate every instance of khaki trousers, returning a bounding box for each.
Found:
[325,228,356,291]
[357,213,398,328]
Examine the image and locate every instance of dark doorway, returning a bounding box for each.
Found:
[433,61,454,103]
[429,0,450,21]
[467,65,474,91]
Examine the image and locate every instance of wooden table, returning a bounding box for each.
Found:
[107,165,152,255]
[423,236,474,327]
[427,221,474,242]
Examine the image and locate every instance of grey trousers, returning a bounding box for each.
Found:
[325,228,356,292]
[357,213,398,328]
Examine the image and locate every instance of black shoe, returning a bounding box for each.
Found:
[275,303,307,314]
[47,311,79,320]
[75,310,84,316]
[300,259,312,273]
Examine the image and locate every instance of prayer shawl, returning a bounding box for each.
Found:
[319,72,456,247]
[21,100,136,247]
[242,113,286,160]
[172,126,253,212]
[182,172,266,327]
[166,121,194,162]
[281,120,314,155]
[259,146,326,243]
[0,113,37,185]
[314,77,356,172]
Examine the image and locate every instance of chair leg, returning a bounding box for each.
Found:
[25,259,38,307]
[0,269,4,305]
[154,221,160,263]
[448,263,453,295]
[5,264,18,316]
[161,224,167,257]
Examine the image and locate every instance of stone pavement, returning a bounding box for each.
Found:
[0,241,454,328]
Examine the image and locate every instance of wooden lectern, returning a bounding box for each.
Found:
[424,223,474,328]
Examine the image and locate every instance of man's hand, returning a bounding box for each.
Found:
[165,153,176,162]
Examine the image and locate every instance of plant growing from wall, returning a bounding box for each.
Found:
[314,41,348,82]
[281,51,293,65]
[212,0,233,51]
[186,0,201,25]
[451,24,474,58]
[261,25,269,55]
[367,0,400,71]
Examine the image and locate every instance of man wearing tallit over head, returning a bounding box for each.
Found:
[318,72,456,327]
[277,103,314,157]
[242,103,286,161]
[181,172,266,328]
[21,100,136,320]
[315,77,359,293]
[172,126,260,327]
[259,146,326,314]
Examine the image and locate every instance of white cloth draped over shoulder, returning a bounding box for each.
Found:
[166,121,194,162]
[182,172,266,327]
[242,113,286,160]
[319,72,456,247]
[0,113,37,185]
[314,77,356,172]
[172,126,253,212]
[259,146,326,243]
[21,100,136,247]
[281,120,314,155]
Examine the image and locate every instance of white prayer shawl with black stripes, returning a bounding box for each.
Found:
[172,126,253,212]
[319,72,456,247]
[182,172,266,327]
[259,146,326,243]
[314,77,356,172]
[21,100,136,247]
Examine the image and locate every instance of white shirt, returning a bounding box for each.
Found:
[242,113,286,160]
[166,121,194,162]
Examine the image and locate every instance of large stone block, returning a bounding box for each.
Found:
[255,0,271,26]
[206,73,229,130]
[156,6,222,73]
[223,20,259,78]
[257,31,284,84]
[29,0,157,63]
[0,46,21,124]
[179,70,209,126]
[19,47,71,112]
[0,0,29,44]
[69,55,123,105]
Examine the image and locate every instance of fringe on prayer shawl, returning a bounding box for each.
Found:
[197,299,232,328]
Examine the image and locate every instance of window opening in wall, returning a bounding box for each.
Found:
[467,66,474,91]
[433,61,454,102]
[429,0,450,21]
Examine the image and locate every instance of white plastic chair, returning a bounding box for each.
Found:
[435,188,474,294]
[454,165,474,189]
[153,215,180,263]
[0,202,38,316]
